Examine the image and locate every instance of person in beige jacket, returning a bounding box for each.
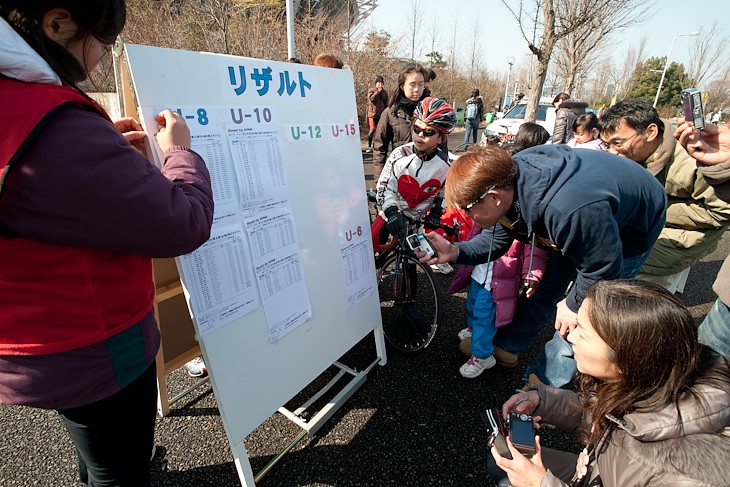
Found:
[489,280,730,487]
[599,99,730,288]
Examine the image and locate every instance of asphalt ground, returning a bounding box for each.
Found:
[2,127,728,486]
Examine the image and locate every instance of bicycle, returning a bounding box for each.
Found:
[368,193,460,353]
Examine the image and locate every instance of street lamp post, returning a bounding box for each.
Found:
[503,57,515,111]
[653,31,700,108]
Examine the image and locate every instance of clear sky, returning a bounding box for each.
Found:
[359,0,727,81]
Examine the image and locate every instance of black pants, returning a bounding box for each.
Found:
[58,362,157,487]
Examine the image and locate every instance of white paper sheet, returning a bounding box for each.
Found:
[245,209,311,342]
[189,130,238,224]
[227,128,289,216]
[179,224,259,336]
[338,221,376,310]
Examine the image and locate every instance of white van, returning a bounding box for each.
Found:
[482,98,556,143]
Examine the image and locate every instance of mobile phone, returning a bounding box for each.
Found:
[405,233,437,259]
[509,412,536,456]
[681,88,705,130]
[480,408,512,460]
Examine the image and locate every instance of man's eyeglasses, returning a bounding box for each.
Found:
[460,187,494,212]
[601,130,643,149]
[412,125,438,137]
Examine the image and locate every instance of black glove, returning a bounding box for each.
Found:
[424,204,443,230]
[385,206,407,241]
[423,206,443,230]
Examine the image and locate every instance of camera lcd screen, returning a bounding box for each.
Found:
[405,235,420,250]
[509,415,534,447]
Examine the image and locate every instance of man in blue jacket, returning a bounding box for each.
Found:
[421,145,667,385]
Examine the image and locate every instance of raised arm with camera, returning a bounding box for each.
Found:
[674,120,730,359]
[674,120,730,166]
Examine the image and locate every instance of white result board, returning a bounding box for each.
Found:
[124,44,383,461]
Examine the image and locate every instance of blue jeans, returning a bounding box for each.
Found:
[699,298,730,358]
[464,118,480,144]
[466,279,497,359]
[527,250,652,388]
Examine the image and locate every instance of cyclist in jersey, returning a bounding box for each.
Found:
[376,97,457,242]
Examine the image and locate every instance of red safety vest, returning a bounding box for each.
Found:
[0,78,154,356]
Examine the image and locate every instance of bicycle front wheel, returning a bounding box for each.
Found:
[377,252,441,353]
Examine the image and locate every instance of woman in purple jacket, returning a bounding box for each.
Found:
[0,1,213,485]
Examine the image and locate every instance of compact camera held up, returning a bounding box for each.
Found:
[405,233,436,258]
[681,88,705,130]
[405,233,453,273]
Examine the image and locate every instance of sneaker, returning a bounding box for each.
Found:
[457,327,473,341]
[459,338,471,357]
[459,355,496,378]
[493,346,519,368]
[185,357,207,378]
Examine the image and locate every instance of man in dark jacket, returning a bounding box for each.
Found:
[366,75,388,151]
[420,145,667,381]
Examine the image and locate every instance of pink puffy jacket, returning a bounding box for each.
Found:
[448,224,549,327]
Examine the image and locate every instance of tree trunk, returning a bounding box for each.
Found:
[526,58,550,121]
[525,0,555,122]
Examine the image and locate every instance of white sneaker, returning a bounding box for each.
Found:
[459,355,496,378]
[185,356,207,378]
[457,327,473,340]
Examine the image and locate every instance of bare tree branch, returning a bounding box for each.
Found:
[688,21,730,87]
[500,0,652,121]
[467,14,482,81]
[405,0,425,61]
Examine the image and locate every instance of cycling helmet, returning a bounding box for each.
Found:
[414,97,457,134]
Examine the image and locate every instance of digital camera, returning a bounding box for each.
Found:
[509,412,536,456]
[405,233,437,259]
[480,407,512,459]
[681,88,705,130]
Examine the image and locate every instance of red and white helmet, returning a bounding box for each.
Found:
[414,97,457,134]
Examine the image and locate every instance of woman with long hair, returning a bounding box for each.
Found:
[371,62,429,184]
[0,1,213,485]
[490,280,730,486]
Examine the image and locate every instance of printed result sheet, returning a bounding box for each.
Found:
[189,131,238,224]
[245,208,311,342]
[338,220,376,310]
[178,224,259,336]
[227,128,289,216]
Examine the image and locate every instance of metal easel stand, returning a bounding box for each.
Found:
[254,356,382,483]
[167,375,211,408]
